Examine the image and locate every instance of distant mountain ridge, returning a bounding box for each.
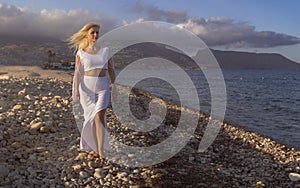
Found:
[0,36,300,70]
[211,49,300,70]
[125,43,300,70]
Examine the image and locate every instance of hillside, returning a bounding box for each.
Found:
[113,43,300,70]
[0,36,72,66]
[211,49,300,70]
[0,36,299,70]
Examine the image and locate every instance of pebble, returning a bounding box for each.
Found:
[28,154,37,160]
[189,156,195,161]
[117,172,128,179]
[35,146,46,153]
[88,161,96,168]
[128,153,135,158]
[25,94,35,101]
[0,163,9,178]
[94,171,102,179]
[72,164,81,171]
[79,171,88,179]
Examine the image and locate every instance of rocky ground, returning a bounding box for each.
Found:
[0,66,299,187]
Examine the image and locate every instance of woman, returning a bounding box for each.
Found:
[68,23,115,160]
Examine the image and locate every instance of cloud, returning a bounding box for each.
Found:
[1,2,299,48]
[177,18,300,48]
[134,0,188,23]
[133,1,300,48]
[0,3,118,39]
[122,18,145,26]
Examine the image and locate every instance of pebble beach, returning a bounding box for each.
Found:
[0,66,299,187]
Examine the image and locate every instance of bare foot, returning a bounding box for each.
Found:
[91,152,105,162]
[99,150,104,160]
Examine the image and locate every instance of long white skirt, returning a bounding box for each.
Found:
[79,75,110,152]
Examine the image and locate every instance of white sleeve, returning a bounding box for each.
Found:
[72,51,83,99]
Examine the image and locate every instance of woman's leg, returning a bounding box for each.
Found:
[94,109,106,159]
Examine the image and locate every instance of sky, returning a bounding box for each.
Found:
[0,0,299,63]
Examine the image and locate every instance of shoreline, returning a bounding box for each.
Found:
[115,78,300,151]
[0,66,299,187]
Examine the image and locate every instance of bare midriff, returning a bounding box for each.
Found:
[84,68,106,77]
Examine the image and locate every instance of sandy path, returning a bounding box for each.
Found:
[0,66,72,82]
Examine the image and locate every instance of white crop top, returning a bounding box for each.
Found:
[76,47,109,72]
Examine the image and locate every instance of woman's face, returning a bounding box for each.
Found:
[86,27,99,44]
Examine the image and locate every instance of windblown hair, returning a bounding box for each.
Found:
[68,23,100,52]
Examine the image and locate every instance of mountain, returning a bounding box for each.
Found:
[118,43,300,70]
[0,36,72,66]
[211,49,300,70]
[0,35,299,70]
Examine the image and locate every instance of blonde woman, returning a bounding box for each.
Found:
[68,23,115,160]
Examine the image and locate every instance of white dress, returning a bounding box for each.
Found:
[73,47,111,152]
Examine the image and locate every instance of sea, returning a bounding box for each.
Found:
[220,70,299,149]
[115,69,300,149]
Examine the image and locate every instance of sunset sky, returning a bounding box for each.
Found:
[0,0,299,63]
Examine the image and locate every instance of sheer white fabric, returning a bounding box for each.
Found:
[72,47,111,152]
[77,47,109,71]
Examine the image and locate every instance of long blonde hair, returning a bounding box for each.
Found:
[68,23,100,52]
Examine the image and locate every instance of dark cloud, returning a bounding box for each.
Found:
[176,18,300,47]
[133,1,300,48]
[245,31,300,47]
[134,0,188,23]
[0,3,118,39]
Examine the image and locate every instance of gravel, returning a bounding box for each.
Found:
[0,72,299,187]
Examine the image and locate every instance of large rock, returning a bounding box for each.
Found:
[289,172,300,182]
[18,88,26,96]
[13,104,23,110]
[0,75,9,80]
[39,126,50,133]
[30,122,43,133]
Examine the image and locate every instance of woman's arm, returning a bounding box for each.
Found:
[73,55,82,101]
[108,56,117,102]
[108,56,115,85]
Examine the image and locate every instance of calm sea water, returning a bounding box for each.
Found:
[222,70,300,149]
[118,69,300,149]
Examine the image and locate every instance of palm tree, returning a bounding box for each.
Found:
[46,50,56,68]
[52,52,56,64]
[47,50,53,64]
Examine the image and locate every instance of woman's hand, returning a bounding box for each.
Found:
[110,84,118,102]
[73,92,80,102]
